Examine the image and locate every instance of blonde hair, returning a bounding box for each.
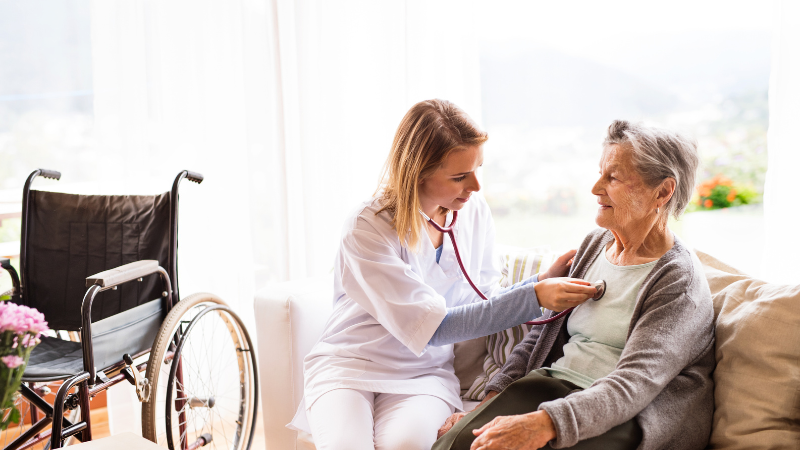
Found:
[376,99,488,250]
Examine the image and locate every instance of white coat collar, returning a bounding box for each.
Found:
[420,211,462,282]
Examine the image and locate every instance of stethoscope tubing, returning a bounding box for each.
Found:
[424,210,575,326]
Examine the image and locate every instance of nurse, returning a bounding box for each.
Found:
[289,99,597,450]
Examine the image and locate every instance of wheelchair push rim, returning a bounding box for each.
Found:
[142,293,258,450]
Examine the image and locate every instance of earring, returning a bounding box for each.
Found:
[656,207,660,214]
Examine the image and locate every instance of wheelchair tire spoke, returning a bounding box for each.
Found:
[143,296,257,450]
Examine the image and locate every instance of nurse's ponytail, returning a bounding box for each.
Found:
[376,99,488,251]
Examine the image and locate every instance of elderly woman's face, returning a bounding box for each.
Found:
[592,144,656,231]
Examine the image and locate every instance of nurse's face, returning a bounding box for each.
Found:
[418,145,483,215]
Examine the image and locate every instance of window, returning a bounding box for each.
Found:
[0,0,93,292]
[0,0,94,188]
[478,0,770,277]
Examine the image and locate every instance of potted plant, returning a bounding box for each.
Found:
[691,174,758,211]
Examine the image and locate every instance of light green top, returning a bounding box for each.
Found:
[546,249,657,388]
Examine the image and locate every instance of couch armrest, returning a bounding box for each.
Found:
[254,275,333,450]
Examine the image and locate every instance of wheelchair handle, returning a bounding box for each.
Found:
[186,171,204,184]
[38,169,62,180]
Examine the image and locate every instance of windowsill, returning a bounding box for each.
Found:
[674,204,764,278]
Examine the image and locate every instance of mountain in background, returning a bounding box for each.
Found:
[480,30,771,128]
[481,47,678,127]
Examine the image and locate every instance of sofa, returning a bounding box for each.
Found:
[254,249,800,449]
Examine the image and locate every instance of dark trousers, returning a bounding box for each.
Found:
[433,370,642,450]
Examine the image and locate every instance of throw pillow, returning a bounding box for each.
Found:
[696,250,800,448]
[453,336,489,394]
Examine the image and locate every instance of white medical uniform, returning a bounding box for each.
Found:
[288,194,501,437]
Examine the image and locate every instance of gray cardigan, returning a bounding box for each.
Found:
[485,229,715,450]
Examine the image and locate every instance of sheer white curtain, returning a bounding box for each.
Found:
[763,0,800,284]
[91,0,267,315]
[91,0,481,433]
[92,0,482,291]
[270,0,482,280]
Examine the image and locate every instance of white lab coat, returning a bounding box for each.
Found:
[288,194,501,433]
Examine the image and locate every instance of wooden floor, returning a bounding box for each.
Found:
[89,407,267,449]
[2,406,267,449]
[89,407,111,440]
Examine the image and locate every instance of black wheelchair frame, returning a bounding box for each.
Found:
[0,168,251,450]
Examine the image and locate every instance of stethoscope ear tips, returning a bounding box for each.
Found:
[592,280,606,301]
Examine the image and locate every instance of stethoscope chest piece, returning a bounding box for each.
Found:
[592,280,607,301]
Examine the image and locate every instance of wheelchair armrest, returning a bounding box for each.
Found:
[85,260,160,288]
[82,260,172,385]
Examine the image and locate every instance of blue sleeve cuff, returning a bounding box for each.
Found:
[428,282,542,347]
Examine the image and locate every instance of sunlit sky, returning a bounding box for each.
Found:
[477,0,772,49]
[477,1,771,85]
[476,0,772,111]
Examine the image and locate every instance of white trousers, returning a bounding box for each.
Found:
[307,388,454,450]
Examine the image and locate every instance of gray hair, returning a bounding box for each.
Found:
[603,120,699,219]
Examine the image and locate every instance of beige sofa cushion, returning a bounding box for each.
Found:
[696,250,800,448]
[454,336,488,393]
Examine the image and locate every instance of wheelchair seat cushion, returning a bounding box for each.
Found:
[22,336,84,382]
[21,298,165,382]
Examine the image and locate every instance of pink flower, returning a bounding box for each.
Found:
[1,355,24,369]
[20,334,40,348]
[0,302,48,336]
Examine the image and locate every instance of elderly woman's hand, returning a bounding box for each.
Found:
[534,278,596,312]
[470,411,556,450]
[538,249,576,281]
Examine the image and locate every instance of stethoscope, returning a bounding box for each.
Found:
[422,209,606,326]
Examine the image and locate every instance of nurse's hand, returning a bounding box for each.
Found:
[534,278,596,312]
[538,249,577,281]
[438,391,500,438]
[438,411,467,438]
[470,411,556,450]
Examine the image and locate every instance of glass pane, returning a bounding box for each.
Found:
[0,0,93,292]
[478,0,770,277]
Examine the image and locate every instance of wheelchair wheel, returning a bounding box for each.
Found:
[141,293,258,450]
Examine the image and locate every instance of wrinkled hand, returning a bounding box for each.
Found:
[438,411,467,439]
[539,250,577,281]
[438,391,499,439]
[533,277,596,312]
[470,411,556,450]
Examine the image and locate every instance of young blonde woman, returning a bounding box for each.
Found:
[287,99,597,450]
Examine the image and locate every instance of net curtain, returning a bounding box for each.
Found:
[763,0,800,284]
[90,0,481,434]
[90,0,482,300]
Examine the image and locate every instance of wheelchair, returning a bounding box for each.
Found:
[0,169,259,450]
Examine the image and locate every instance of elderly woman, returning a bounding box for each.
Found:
[434,120,715,450]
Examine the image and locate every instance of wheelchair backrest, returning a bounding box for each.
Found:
[22,190,171,331]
